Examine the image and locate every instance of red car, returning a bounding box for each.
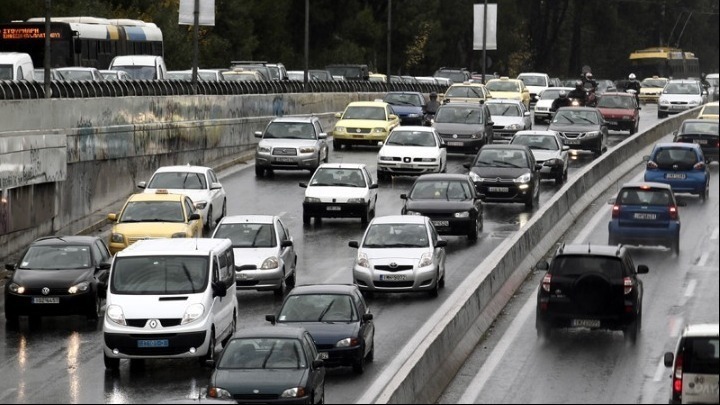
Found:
[596,92,641,134]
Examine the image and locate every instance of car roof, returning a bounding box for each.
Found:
[598,92,634,97]
[620,182,673,191]
[316,163,366,170]
[269,116,317,123]
[219,215,276,225]
[288,284,359,296]
[55,67,98,71]
[557,244,625,257]
[682,118,717,124]
[153,165,210,174]
[391,126,434,132]
[481,144,532,152]
[514,130,559,137]
[232,326,308,340]
[127,192,186,202]
[653,142,702,150]
[557,107,599,112]
[667,79,701,84]
[119,238,231,256]
[486,99,524,105]
[371,215,426,225]
[346,101,389,108]
[438,102,484,109]
[414,173,472,182]
[682,323,719,338]
[31,235,100,246]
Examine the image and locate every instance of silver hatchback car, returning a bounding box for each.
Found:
[211,215,297,296]
[255,116,330,177]
[349,215,447,297]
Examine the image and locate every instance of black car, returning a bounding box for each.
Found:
[400,174,484,241]
[673,119,719,163]
[266,284,374,374]
[464,144,541,209]
[548,107,609,156]
[383,91,427,125]
[535,244,649,343]
[4,235,112,326]
[432,102,495,154]
[206,326,326,404]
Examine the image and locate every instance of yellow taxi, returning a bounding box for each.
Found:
[332,101,400,149]
[485,77,531,109]
[639,76,668,104]
[697,101,719,120]
[442,82,492,104]
[107,191,203,255]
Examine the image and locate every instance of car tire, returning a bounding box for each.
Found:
[87,292,101,323]
[255,166,265,178]
[323,148,330,163]
[468,219,480,241]
[672,238,680,256]
[361,204,371,225]
[104,353,120,371]
[333,138,341,150]
[536,316,551,339]
[204,207,213,233]
[352,349,366,374]
[274,282,284,297]
[624,313,641,344]
[366,341,375,362]
[555,170,566,186]
[200,330,216,366]
[658,111,667,119]
[700,182,709,202]
[438,271,445,289]
[303,211,311,225]
[285,269,296,289]
[223,313,237,346]
[428,272,440,298]
[5,311,19,328]
[525,188,538,209]
[219,199,227,224]
[630,120,638,135]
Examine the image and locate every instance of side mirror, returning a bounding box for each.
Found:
[210,182,223,190]
[463,163,472,169]
[212,282,227,298]
[436,239,448,248]
[265,314,277,325]
[97,262,112,271]
[389,114,399,120]
[334,112,342,119]
[664,352,674,368]
[254,131,263,138]
[5,263,15,272]
[137,181,147,189]
[536,260,550,271]
[281,240,293,248]
[189,213,201,221]
[348,241,359,249]
[535,164,543,171]
[319,133,328,139]
[562,145,570,151]
[108,213,117,221]
[677,201,687,207]
[377,141,384,147]
[312,359,325,369]
[642,155,650,162]
[362,313,374,322]
[369,183,379,190]
[637,265,649,274]
[400,194,408,200]
[299,182,308,188]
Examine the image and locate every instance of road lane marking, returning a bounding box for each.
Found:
[654,358,668,382]
[684,280,697,298]
[697,252,710,267]
[458,293,536,404]
[711,227,719,241]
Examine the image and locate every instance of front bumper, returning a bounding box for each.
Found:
[303,202,367,219]
[536,308,639,331]
[658,104,699,115]
[5,290,94,316]
[377,161,441,176]
[235,267,283,291]
[353,265,439,293]
[314,344,364,368]
[334,132,389,145]
[256,151,320,171]
[104,330,209,359]
[474,181,533,204]
[437,135,486,154]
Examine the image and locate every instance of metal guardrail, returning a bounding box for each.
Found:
[0,80,447,100]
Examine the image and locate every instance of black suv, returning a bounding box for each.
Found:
[535,244,649,343]
[673,119,719,163]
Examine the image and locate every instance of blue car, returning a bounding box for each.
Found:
[608,182,685,255]
[383,91,426,125]
[643,143,710,201]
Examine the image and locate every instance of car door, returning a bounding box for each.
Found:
[353,291,374,356]
[313,120,328,160]
[429,223,446,273]
[362,167,378,211]
[276,218,296,276]
[184,197,202,235]
[213,253,233,339]
[207,169,223,219]
[302,332,326,400]
[434,129,447,165]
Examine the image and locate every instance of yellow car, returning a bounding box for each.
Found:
[332,101,400,149]
[107,191,203,255]
[485,77,531,109]
[442,82,492,104]
[698,101,719,120]
[639,76,668,104]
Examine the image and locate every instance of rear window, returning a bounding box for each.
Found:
[680,121,719,135]
[618,188,672,206]
[551,255,623,279]
[683,337,720,374]
[652,147,699,170]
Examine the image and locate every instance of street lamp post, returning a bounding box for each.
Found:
[482,0,488,84]
[387,0,391,86]
[44,0,51,98]
[304,0,309,92]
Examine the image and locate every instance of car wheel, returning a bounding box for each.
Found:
[200,330,216,366]
[204,207,213,232]
[352,348,366,374]
[555,171,565,186]
[303,211,311,225]
[274,280,284,297]
[468,219,480,241]
[255,165,265,178]
[367,341,375,362]
[323,148,330,163]
[624,312,641,344]
[361,204,371,225]
[700,182,709,202]
[525,188,538,209]
[658,111,667,119]
[285,269,296,289]
[5,310,19,328]
[224,313,237,346]
[630,120,638,135]
[536,316,552,339]
[87,292,101,323]
[104,353,120,371]
[428,272,440,298]
[333,139,341,150]
[672,237,680,256]
[440,160,447,173]
[219,200,227,224]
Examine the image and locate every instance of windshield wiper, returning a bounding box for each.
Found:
[474,160,493,166]
[492,160,523,168]
[261,341,279,369]
[180,262,197,294]
[317,300,336,321]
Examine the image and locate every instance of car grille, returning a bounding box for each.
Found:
[374,265,414,272]
[493,125,505,131]
[22,287,72,296]
[272,147,297,156]
[233,394,280,401]
[125,319,183,328]
[439,133,473,139]
[374,281,414,288]
[535,107,549,112]
[236,265,257,271]
[560,132,582,139]
[670,101,689,105]
[348,128,372,134]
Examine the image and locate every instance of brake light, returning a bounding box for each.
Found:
[693,162,706,170]
[673,353,684,395]
[646,161,658,169]
[612,204,621,219]
[542,274,552,292]
[623,277,633,295]
[669,205,678,220]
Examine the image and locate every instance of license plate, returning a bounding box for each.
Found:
[605,121,617,125]
[564,139,581,145]
[137,339,169,348]
[448,142,464,147]
[380,274,407,281]
[399,163,414,168]
[353,135,364,139]
[326,206,341,211]
[572,319,601,328]
[432,221,449,227]
[634,213,657,220]
[488,187,509,193]
[275,157,294,163]
[32,297,59,304]
[666,173,686,179]
[318,352,329,360]
[693,139,708,145]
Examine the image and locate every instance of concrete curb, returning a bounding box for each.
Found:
[360,108,699,404]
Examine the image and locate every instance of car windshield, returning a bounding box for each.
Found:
[641,79,666,88]
[652,147,699,170]
[342,106,387,120]
[664,83,700,95]
[434,71,466,83]
[700,105,719,116]
[119,201,185,223]
[540,89,564,100]
[57,70,95,81]
[223,73,258,81]
[435,107,484,124]
[511,135,559,151]
[681,121,719,134]
[445,86,484,99]
[101,72,118,80]
[113,66,156,80]
[473,149,529,168]
[551,256,623,279]
[110,256,209,295]
[683,337,720,374]
[409,181,472,200]
[487,103,522,117]
[362,223,429,248]
[279,294,357,322]
[148,172,207,190]
[386,131,436,147]
[218,338,307,370]
[553,110,599,125]
[263,122,316,140]
[518,75,546,86]
[597,96,634,109]
[326,66,362,79]
[310,168,366,187]
[617,188,672,206]
[0,65,12,80]
[213,223,276,248]
[19,245,92,270]
[309,70,332,81]
[384,93,423,107]
[486,81,519,92]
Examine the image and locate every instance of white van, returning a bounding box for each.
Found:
[664,323,719,404]
[103,238,238,370]
[108,55,167,80]
[0,52,35,81]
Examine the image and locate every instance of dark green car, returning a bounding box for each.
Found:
[206,326,326,404]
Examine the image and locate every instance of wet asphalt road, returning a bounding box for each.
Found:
[0,105,674,403]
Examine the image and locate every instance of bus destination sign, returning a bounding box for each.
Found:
[2,28,61,40]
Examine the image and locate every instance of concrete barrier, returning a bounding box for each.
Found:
[360,108,700,404]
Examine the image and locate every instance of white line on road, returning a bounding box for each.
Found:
[653,358,668,382]
[684,280,697,298]
[711,227,719,241]
[458,293,536,404]
[697,251,710,267]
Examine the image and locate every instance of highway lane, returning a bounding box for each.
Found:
[440,133,719,404]
[0,105,664,403]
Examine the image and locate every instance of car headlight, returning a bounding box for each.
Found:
[544,158,562,166]
[335,127,347,133]
[181,303,205,325]
[659,99,670,105]
[471,133,480,139]
[468,171,481,182]
[172,232,188,238]
[9,283,25,294]
[194,201,208,210]
[405,211,422,216]
[454,211,470,218]
[372,128,386,134]
[514,173,532,183]
[335,338,360,348]
[419,252,433,268]
[257,146,271,153]
[299,147,316,154]
[280,387,307,398]
[68,282,90,294]
[688,100,700,106]
[304,197,321,203]
[348,198,366,204]
[506,124,524,130]
[419,158,437,162]
[110,233,125,244]
[407,113,420,118]
[261,256,279,270]
[378,155,395,161]
[583,131,600,138]
[106,305,126,326]
[357,253,370,268]
[207,387,233,400]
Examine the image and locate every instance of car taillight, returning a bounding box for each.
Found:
[542,274,552,292]
[669,205,678,220]
[612,204,621,219]
[623,277,633,295]
[693,162,706,170]
[646,161,658,169]
[673,353,684,395]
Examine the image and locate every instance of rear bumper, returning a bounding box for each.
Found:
[644,172,708,194]
[608,221,680,245]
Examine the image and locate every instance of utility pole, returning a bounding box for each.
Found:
[304,0,309,92]
[482,0,488,84]
[387,0,391,86]
[191,0,199,94]
[43,0,51,98]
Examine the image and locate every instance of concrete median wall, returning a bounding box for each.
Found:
[363,109,698,404]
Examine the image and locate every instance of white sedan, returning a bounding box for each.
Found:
[138,165,227,231]
[300,163,378,225]
[377,126,447,181]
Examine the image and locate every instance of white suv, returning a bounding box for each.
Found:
[658,80,707,118]
[664,323,719,404]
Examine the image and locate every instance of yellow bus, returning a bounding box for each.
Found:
[628,47,700,80]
